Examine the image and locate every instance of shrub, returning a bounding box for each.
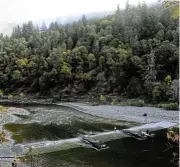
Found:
[0,105,7,112]
[167,79,179,103]
[162,103,179,110]
[156,103,164,108]
[152,82,168,103]
[0,131,8,142]
[61,63,72,76]
[20,92,25,97]
[111,98,118,105]
[100,95,106,103]
[136,100,145,107]
[0,90,3,96]
[12,70,22,81]
[131,100,145,107]
[75,73,90,80]
[8,94,13,100]
[152,84,162,103]
[164,75,172,86]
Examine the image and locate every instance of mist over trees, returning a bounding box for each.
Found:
[0,2,179,103]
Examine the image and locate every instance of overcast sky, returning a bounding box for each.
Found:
[1,0,157,23]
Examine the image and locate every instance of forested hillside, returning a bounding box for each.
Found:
[0,2,179,103]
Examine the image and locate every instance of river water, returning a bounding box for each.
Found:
[0,104,178,167]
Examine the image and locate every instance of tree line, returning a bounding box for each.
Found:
[0,2,179,103]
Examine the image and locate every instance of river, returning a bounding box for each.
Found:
[0,103,178,167]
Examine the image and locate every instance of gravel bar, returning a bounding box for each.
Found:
[59,103,179,124]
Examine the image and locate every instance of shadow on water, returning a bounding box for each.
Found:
[31,131,177,167]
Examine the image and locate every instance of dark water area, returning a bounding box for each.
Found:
[31,133,177,167]
[4,121,127,144]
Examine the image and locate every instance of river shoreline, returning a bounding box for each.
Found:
[0,98,179,124]
[58,102,179,124]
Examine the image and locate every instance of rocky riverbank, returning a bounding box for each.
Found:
[0,97,179,124]
[58,103,179,124]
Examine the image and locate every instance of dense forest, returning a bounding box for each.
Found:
[0,2,179,104]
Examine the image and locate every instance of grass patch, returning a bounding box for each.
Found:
[0,105,7,112]
[130,99,145,107]
[111,98,118,105]
[157,103,179,111]
[0,89,3,96]
[91,102,99,106]
[99,95,106,104]
[0,131,8,143]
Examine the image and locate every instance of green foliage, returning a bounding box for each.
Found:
[167,79,179,103]
[0,3,178,104]
[67,37,73,50]
[137,100,145,107]
[117,47,131,57]
[171,6,179,19]
[12,70,22,81]
[0,105,7,112]
[152,84,162,103]
[163,0,179,19]
[156,103,164,108]
[20,92,25,97]
[159,103,179,110]
[100,95,106,103]
[0,89,3,96]
[75,73,90,80]
[61,63,72,76]
[18,58,28,67]
[111,98,118,105]
[143,51,157,94]
[131,100,145,107]
[100,19,112,28]
[164,75,172,86]
[8,94,13,100]
[99,56,105,70]
[0,131,8,142]
[88,53,95,61]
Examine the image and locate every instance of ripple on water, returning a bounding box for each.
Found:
[4,121,130,144]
